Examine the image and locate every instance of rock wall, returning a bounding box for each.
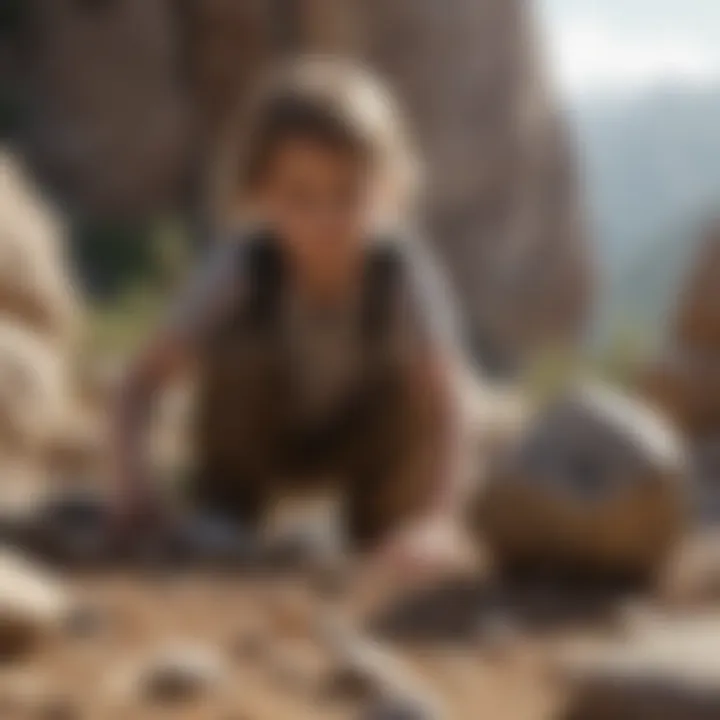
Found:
[17,0,193,217]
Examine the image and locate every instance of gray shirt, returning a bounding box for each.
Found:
[163,232,465,421]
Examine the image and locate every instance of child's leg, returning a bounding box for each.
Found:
[343,378,442,551]
[190,345,292,527]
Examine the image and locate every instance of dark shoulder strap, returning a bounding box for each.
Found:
[235,228,286,329]
[361,236,406,341]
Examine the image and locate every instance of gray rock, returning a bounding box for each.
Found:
[477,384,688,580]
[138,644,226,702]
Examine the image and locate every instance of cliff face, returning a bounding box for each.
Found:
[10,0,592,373]
[17,0,193,216]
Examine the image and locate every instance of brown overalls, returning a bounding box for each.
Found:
[190,231,445,547]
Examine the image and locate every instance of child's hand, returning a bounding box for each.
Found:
[368,515,468,584]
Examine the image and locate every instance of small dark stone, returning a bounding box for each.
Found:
[358,696,437,720]
[139,646,225,703]
[324,665,377,702]
[64,605,106,639]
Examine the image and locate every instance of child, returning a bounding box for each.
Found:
[112,59,470,571]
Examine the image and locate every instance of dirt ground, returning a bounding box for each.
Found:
[0,553,650,720]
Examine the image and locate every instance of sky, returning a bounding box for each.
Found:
[537,0,720,99]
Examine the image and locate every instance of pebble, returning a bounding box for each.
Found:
[137,644,226,702]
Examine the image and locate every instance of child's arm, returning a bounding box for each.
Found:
[111,241,243,527]
[403,241,469,520]
[370,242,471,575]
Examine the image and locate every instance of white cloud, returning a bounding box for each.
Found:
[544,13,720,98]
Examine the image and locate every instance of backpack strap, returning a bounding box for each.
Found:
[361,238,406,342]
[230,228,286,332]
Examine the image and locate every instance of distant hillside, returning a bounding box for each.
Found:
[570,85,720,343]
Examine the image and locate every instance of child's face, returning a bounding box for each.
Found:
[253,138,376,266]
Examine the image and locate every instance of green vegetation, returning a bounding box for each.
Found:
[79,218,193,355]
[88,283,167,356]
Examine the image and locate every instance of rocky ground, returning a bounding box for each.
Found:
[0,565,568,720]
[5,528,719,720]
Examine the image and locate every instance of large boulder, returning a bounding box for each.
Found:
[476,384,687,579]
[0,154,80,346]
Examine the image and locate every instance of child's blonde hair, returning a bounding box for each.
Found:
[216,57,420,227]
